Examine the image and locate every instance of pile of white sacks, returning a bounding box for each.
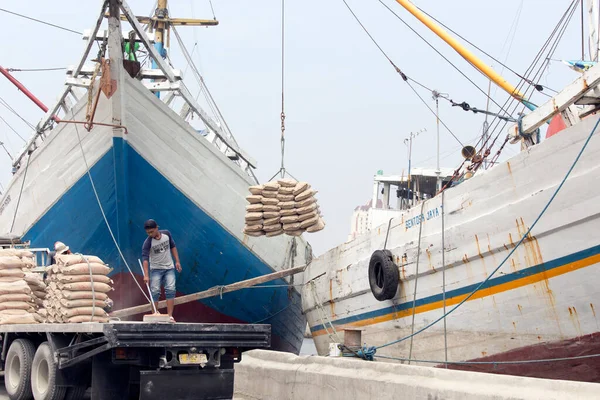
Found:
[44,254,113,323]
[244,179,325,237]
[0,249,44,324]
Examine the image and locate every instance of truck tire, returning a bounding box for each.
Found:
[5,338,36,400]
[31,342,67,400]
[368,250,399,301]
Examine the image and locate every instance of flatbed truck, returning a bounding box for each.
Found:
[0,321,271,400]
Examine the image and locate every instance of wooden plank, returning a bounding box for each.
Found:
[73,1,109,78]
[82,29,156,43]
[67,65,182,80]
[517,62,600,134]
[110,264,307,318]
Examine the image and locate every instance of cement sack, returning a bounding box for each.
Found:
[279,201,295,210]
[300,215,320,229]
[245,212,263,222]
[263,216,281,226]
[266,229,284,237]
[55,274,113,285]
[263,223,283,233]
[34,298,44,307]
[262,205,281,212]
[295,189,317,202]
[60,263,111,276]
[243,230,264,237]
[60,298,108,309]
[0,313,40,325]
[280,208,297,217]
[283,222,301,231]
[38,309,47,318]
[260,197,279,206]
[306,217,326,233]
[295,196,316,209]
[24,273,45,288]
[244,224,263,233]
[246,195,262,204]
[248,185,264,195]
[0,249,34,258]
[0,309,35,316]
[0,268,26,278]
[246,204,263,212]
[298,210,318,222]
[276,194,294,202]
[56,254,104,267]
[293,182,310,196]
[285,230,303,237]
[277,179,297,188]
[261,190,278,199]
[296,202,318,215]
[0,277,23,283]
[0,301,35,311]
[263,211,280,219]
[263,182,280,191]
[58,282,113,293]
[33,291,47,299]
[0,256,25,269]
[278,186,295,195]
[0,280,31,295]
[58,307,108,318]
[0,293,32,302]
[281,215,299,224]
[67,316,108,323]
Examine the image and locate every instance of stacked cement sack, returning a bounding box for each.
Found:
[0,249,43,324]
[244,179,325,237]
[44,254,113,323]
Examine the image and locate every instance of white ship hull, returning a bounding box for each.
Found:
[302,114,600,381]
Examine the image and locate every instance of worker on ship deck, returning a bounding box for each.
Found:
[47,241,72,266]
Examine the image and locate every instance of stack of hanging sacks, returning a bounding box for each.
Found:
[44,254,113,323]
[0,249,43,324]
[244,179,325,237]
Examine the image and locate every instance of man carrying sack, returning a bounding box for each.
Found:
[141,219,182,322]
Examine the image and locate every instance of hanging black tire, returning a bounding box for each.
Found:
[5,338,36,400]
[31,342,67,400]
[368,250,399,301]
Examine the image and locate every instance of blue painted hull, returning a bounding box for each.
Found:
[22,138,305,353]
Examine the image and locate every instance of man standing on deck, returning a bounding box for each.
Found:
[141,219,182,321]
[47,241,72,266]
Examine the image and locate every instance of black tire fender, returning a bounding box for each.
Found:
[368,250,400,301]
[5,338,36,400]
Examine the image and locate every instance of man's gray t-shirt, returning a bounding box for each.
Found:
[142,230,176,270]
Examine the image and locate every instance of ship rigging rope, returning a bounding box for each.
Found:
[375,352,600,365]
[0,7,81,35]
[480,0,578,161]
[375,114,600,351]
[407,200,426,364]
[9,152,31,235]
[0,96,36,130]
[376,0,519,119]
[72,117,151,304]
[339,0,464,147]
[413,3,559,95]
[0,114,27,142]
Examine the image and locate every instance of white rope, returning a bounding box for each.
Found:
[72,114,151,304]
[310,280,343,345]
[408,200,427,364]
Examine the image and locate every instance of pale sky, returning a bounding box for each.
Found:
[0,0,586,255]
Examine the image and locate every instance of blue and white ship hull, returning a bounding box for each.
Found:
[0,71,310,353]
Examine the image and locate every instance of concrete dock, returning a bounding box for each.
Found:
[234,350,599,400]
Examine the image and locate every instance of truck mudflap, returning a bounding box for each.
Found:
[139,369,234,400]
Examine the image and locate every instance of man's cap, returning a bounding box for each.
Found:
[54,241,70,255]
[144,219,158,229]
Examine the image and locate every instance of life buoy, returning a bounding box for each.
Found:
[368,250,399,301]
